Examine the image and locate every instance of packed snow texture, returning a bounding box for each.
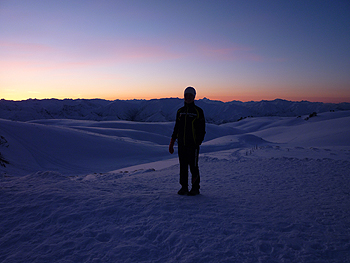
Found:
[1,107,350,262]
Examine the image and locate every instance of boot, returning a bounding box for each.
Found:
[187,188,200,196]
[177,187,188,195]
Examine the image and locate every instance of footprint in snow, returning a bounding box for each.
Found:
[95,233,112,242]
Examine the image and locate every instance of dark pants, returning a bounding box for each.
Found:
[178,145,200,190]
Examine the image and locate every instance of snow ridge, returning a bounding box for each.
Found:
[1,98,350,123]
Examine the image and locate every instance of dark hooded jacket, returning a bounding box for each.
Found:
[171,102,205,147]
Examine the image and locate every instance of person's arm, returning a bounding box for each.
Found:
[169,110,180,154]
[197,109,206,145]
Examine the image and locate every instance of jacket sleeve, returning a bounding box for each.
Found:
[171,110,180,141]
[196,108,206,145]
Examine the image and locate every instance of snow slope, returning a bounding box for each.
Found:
[1,98,350,123]
[1,111,350,262]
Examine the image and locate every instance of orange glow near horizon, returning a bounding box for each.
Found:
[1,1,350,105]
[2,86,350,104]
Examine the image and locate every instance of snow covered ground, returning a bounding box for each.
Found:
[2,98,350,123]
[1,110,350,262]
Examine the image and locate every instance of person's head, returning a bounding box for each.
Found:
[184,86,196,104]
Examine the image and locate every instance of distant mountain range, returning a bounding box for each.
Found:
[1,98,350,124]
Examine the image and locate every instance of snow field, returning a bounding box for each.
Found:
[1,110,350,262]
[1,158,349,262]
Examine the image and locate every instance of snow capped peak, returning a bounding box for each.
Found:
[1,98,349,124]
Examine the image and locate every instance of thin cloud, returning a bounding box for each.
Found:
[198,44,264,62]
[0,41,53,53]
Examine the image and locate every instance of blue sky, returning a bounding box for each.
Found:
[1,0,349,102]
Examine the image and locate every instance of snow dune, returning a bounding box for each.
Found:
[1,110,350,262]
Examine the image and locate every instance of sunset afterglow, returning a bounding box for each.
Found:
[1,1,349,102]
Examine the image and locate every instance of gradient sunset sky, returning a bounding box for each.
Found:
[1,0,349,102]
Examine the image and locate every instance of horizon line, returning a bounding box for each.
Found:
[1,97,350,104]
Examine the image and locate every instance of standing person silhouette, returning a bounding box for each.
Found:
[169,87,206,195]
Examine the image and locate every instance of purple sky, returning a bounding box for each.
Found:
[1,0,349,102]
